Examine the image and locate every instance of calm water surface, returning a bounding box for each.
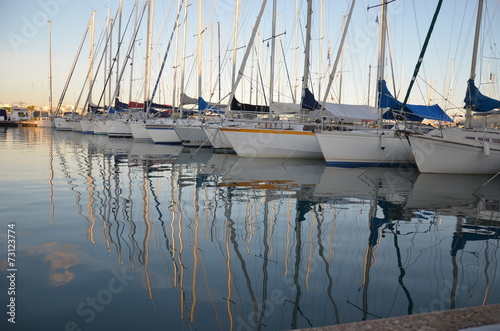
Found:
[0,127,499,331]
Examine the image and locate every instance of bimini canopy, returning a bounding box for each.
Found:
[302,88,380,121]
[379,80,453,122]
[464,79,500,112]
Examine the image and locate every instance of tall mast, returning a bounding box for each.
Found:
[209,23,213,100]
[230,0,241,98]
[104,7,110,108]
[319,0,356,109]
[116,0,123,99]
[293,0,299,102]
[108,16,113,108]
[179,0,188,112]
[129,0,138,103]
[227,0,269,109]
[217,21,221,101]
[376,0,387,128]
[269,0,277,106]
[300,0,313,103]
[339,15,346,103]
[319,0,324,100]
[110,1,149,114]
[172,0,181,109]
[197,0,203,99]
[47,20,53,113]
[88,11,95,106]
[144,0,155,103]
[466,0,484,129]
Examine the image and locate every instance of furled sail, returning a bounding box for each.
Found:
[180,93,198,105]
[230,96,269,112]
[301,88,321,111]
[197,97,226,112]
[464,79,500,112]
[198,97,225,114]
[378,80,453,122]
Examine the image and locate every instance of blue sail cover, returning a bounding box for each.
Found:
[464,79,500,112]
[198,97,225,114]
[301,88,321,110]
[378,80,453,122]
[114,98,129,110]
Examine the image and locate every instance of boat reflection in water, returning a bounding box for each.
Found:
[1,128,499,330]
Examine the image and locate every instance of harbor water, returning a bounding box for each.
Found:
[0,126,499,331]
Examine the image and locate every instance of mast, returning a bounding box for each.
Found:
[269,0,277,107]
[146,0,185,112]
[144,0,155,104]
[116,0,123,99]
[339,15,346,103]
[88,11,95,107]
[227,0,269,109]
[399,0,443,119]
[319,0,324,100]
[179,0,188,113]
[293,0,300,102]
[104,7,110,109]
[230,0,241,98]
[47,20,53,114]
[108,16,113,109]
[376,0,387,129]
[466,0,484,129]
[129,0,138,104]
[300,0,313,104]
[209,23,213,101]
[217,21,221,101]
[110,1,149,113]
[319,0,356,109]
[197,0,203,100]
[172,0,181,109]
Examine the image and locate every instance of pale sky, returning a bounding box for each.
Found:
[1,0,499,117]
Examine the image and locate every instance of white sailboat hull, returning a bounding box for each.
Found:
[129,121,152,140]
[203,126,232,149]
[69,120,83,133]
[146,124,181,144]
[409,129,500,174]
[315,130,414,167]
[106,119,132,138]
[53,117,72,131]
[80,119,94,134]
[93,120,108,135]
[175,125,212,147]
[221,127,323,159]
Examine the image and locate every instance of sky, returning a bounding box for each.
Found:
[0,0,499,117]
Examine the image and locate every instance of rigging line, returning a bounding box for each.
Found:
[76,21,109,115]
[96,4,136,108]
[147,0,186,111]
[472,170,500,197]
[55,17,90,115]
[148,0,176,76]
[442,0,459,98]
[400,0,443,116]
[416,76,463,113]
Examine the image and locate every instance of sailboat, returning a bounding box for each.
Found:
[220,0,352,159]
[315,0,447,167]
[408,0,500,175]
